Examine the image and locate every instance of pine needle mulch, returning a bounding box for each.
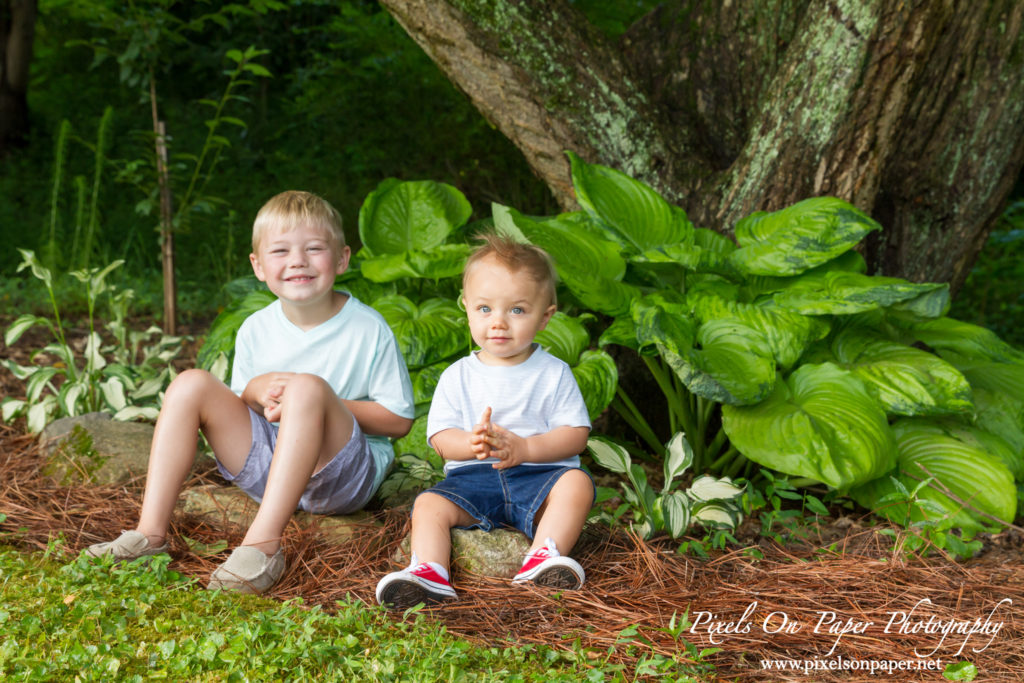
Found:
[2,421,1023,682]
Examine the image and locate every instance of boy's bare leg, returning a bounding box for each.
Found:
[410,492,476,571]
[241,373,356,556]
[530,469,594,555]
[135,369,253,546]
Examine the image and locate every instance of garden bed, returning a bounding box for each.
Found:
[1,421,1021,681]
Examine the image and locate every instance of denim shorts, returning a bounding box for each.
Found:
[215,408,375,515]
[422,464,595,539]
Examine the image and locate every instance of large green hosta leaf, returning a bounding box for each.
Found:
[851,418,1017,534]
[933,418,1024,482]
[536,313,617,420]
[728,197,880,276]
[358,179,471,255]
[773,271,949,317]
[493,204,640,316]
[662,318,776,405]
[689,292,828,369]
[722,363,896,488]
[827,329,973,416]
[631,295,697,356]
[972,388,1024,465]
[359,244,472,282]
[567,151,693,251]
[371,296,466,369]
[910,317,1024,363]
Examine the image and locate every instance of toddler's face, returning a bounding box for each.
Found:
[462,255,555,366]
[250,222,350,307]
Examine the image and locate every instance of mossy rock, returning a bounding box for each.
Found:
[392,527,532,579]
[40,412,154,486]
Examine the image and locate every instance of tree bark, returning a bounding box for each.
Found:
[379,0,1024,291]
[0,0,36,157]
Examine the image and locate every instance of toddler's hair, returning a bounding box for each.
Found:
[252,190,345,252]
[464,232,557,306]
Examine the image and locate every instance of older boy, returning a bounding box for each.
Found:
[376,233,594,609]
[88,190,415,593]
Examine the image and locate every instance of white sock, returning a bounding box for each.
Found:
[532,537,559,557]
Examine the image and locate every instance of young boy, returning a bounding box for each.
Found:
[88,190,415,593]
[375,233,594,609]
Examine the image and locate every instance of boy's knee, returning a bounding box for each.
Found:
[167,368,219,397]
[553,469,595,505]
[412,492,458,523]
[280,373,333,403]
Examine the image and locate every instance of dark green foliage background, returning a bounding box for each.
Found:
[0,0,1020,343]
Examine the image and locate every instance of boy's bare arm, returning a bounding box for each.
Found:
[341,399,413,439]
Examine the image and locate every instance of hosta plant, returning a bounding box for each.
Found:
[2,250,185,432]
[588,432,744,540]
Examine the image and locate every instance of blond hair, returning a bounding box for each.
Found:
[463,232,557,306]
[252,190,345,252]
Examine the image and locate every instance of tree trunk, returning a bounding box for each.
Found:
[379,0,1024,292]
[0,0,36,157]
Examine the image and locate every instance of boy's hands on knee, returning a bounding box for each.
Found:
[257,372,295,422]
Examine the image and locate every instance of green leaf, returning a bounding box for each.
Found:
[689,292,827,369]
[663,432,694,490]
[932,418,1024,482]
[358,179,471,255]
[100,377,128,411]
[852,418,1017,533]
[1,398,26,422]
[722,363,897,489]
[372,296,465,369]
[359,244,472,283]
[25,366,61,403]
[911,317,1024,363]
[729,197,881,276]
[691,501,742,530]
[774,271,949,317]
[411,361,450,407]
[572,349,618,420]
[661,318,776,405]
[943,661,978,681]
[588,436,631,475]
[27,396,56,434]
[197,289,277,370]
[567,150,693,251]
[597,316,639,351]
[686,475,744,502]
[535,312,589,366]
[971,388,1024,465]
[16,248,53,287]
[829,328,973,416]
[631,295,697,357]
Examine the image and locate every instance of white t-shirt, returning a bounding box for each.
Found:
[427,345,591,473]
[230,294,415,491]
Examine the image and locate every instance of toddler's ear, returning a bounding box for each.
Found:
[249,252,266,281]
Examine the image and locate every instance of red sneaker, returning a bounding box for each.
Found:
[376,563,457,609]
[513,539,584,589]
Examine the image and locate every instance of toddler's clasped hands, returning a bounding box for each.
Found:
[470,406,528,469]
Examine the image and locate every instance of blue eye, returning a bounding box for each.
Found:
[511,306,524,314]
[478,305,491,313]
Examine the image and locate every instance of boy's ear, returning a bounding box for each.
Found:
[335,245,352,274]
[249,252,267,281]
[538,304,557,330]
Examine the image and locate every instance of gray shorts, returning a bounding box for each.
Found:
[215,408,376,515]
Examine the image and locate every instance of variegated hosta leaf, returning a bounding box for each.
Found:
[742,250,867,300]
[372,296,466,369]
[851,418,1017,534]
[631,296,697,357]
[659,491,692,539]
[573,350,618,420]
[598,316,640,352]
[686,474,744,502]
[722,363,896,489]
[663,432,694,490]
[100,377,128,411]
[773,271,949,318]
[567,150,693,251]
[1,398,26,422]
[114,406,160,421]
[691,501,744,530]
[828,329,973,416]
[358,178,471,255]
[729,197,881,276]
[588,436,632,475]
[411,361,450,407]
[689,292,828,369]
[911,317,1024,364]
[5,314,47,347]
[660,318,776,405]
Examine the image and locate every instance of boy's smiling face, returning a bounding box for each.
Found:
[250,221,350,316]
[463,254,556,366]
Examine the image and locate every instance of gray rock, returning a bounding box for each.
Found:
[393,527,532,578]
[178,484,375,544]
[40,412,154,486]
